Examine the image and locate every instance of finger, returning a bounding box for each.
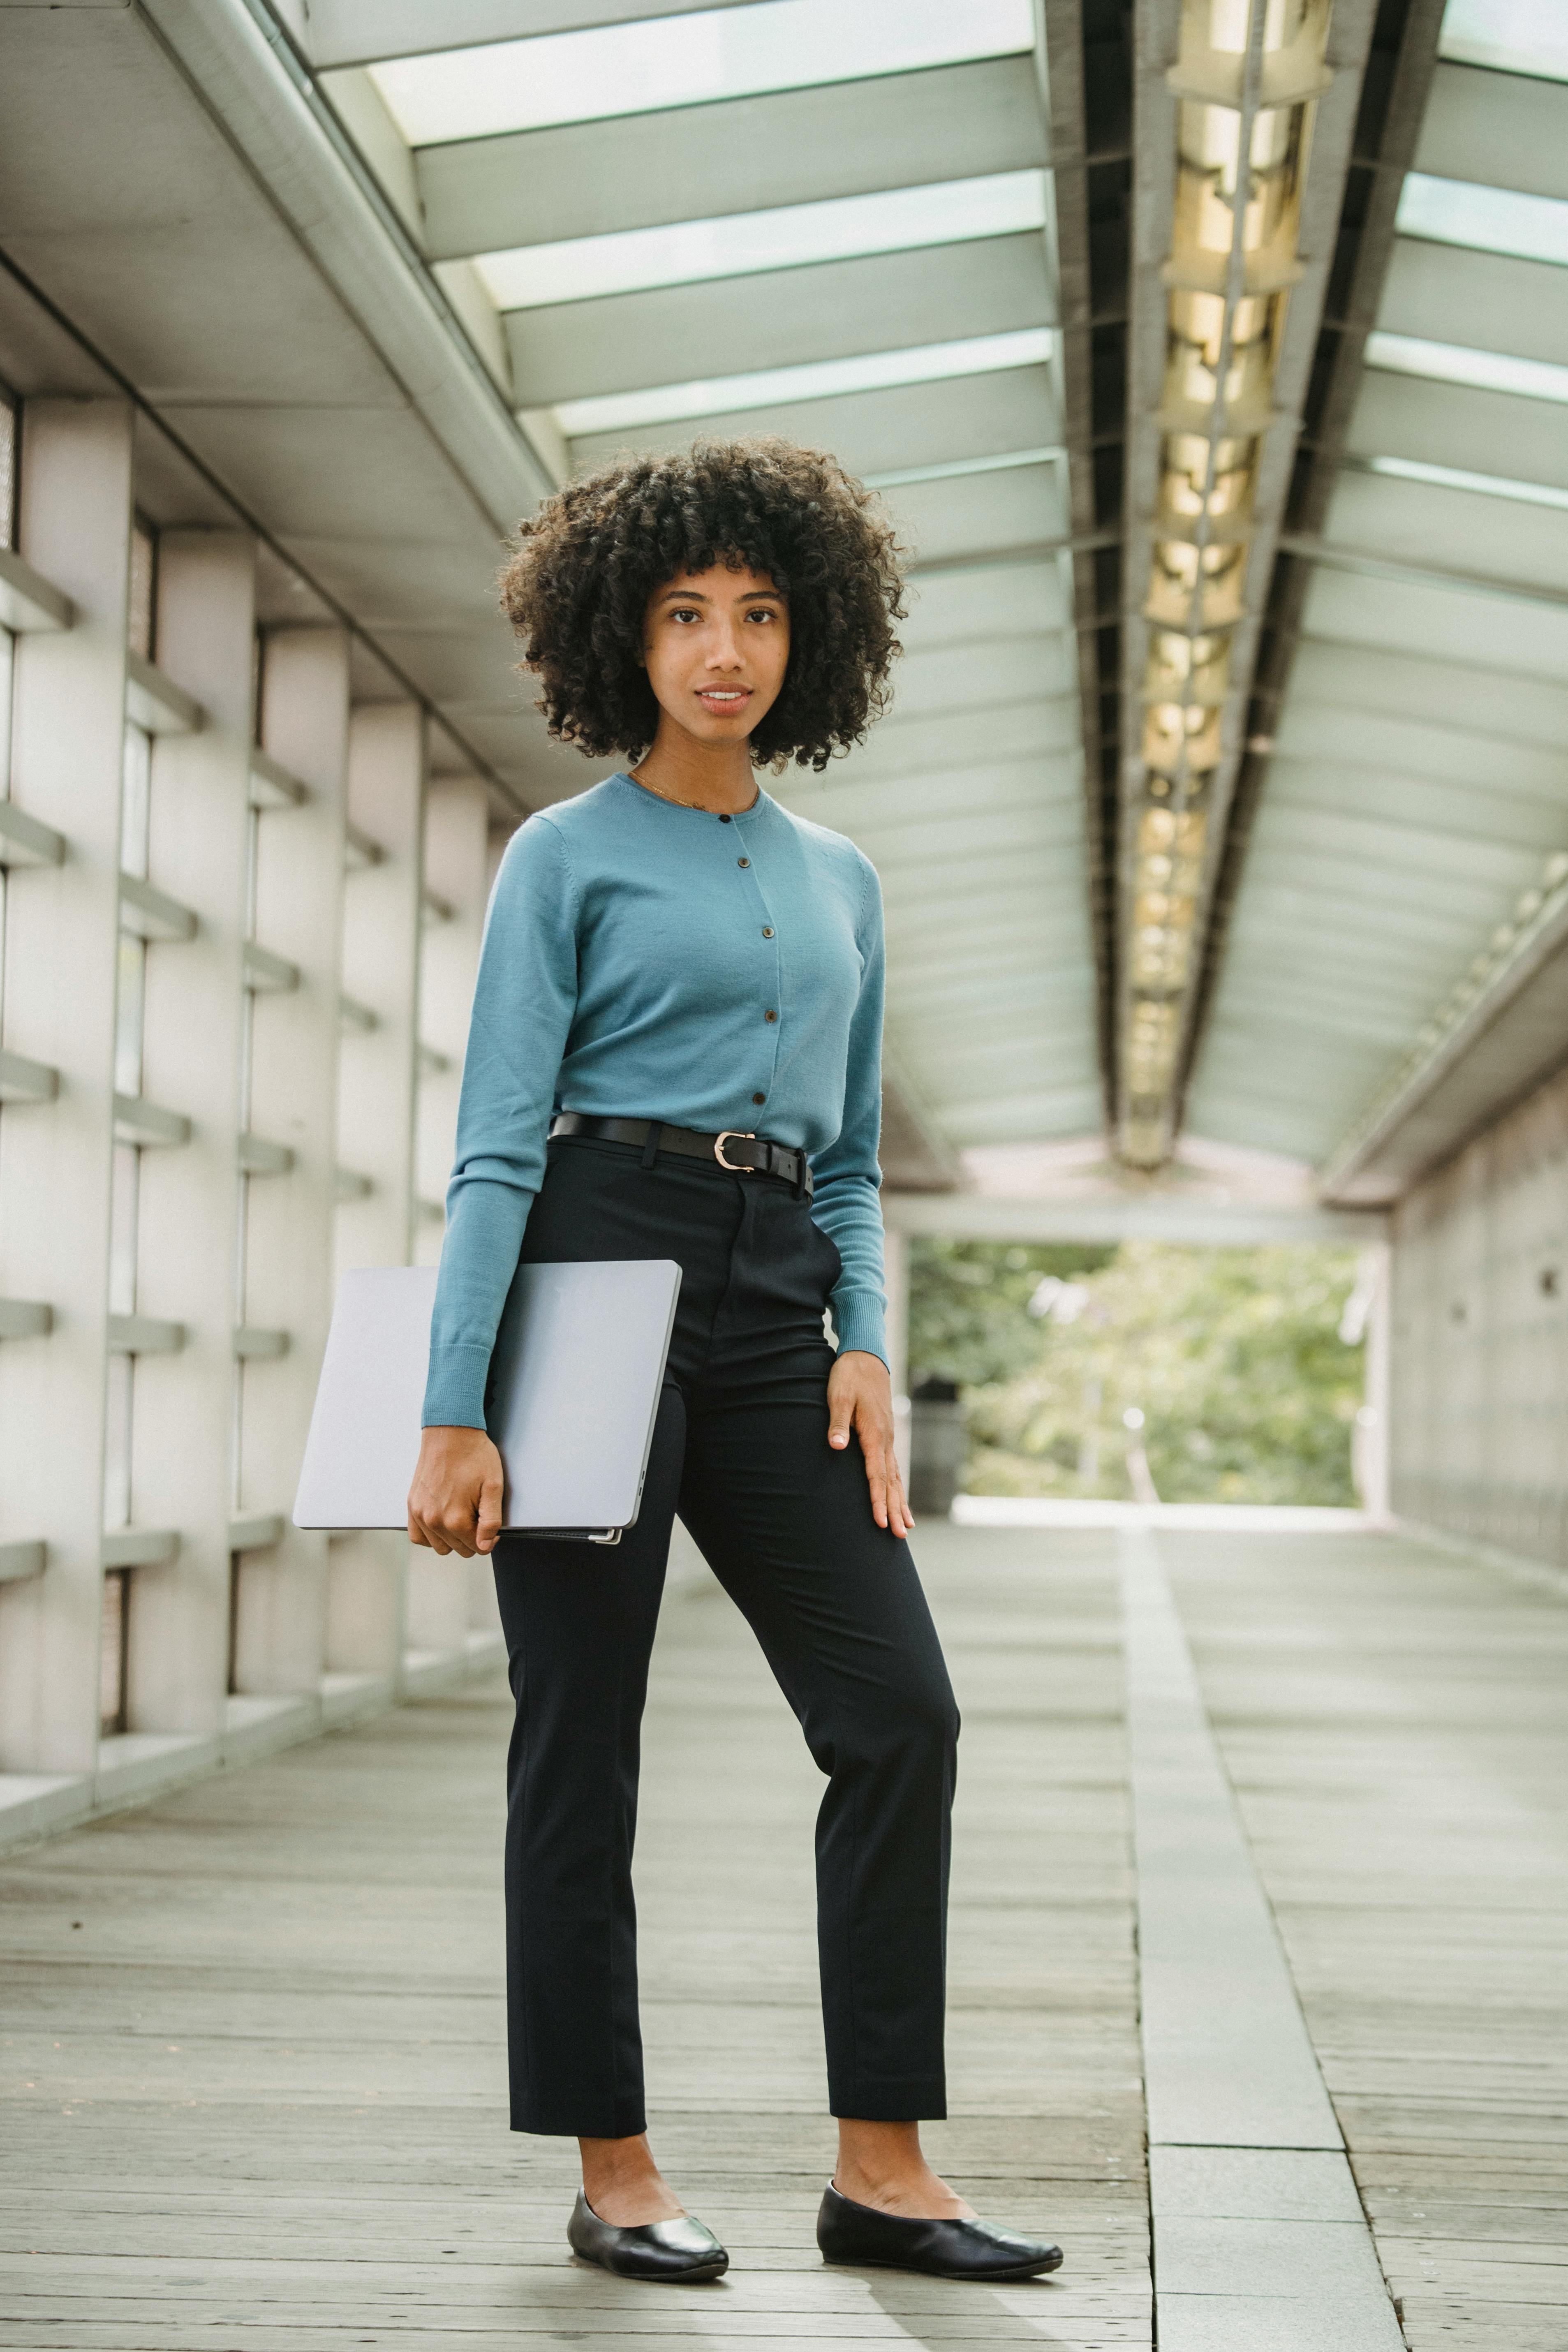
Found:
[865,1450,889,1529]
[408,1509,429,1549]
[828,1395,853,1450]
[884,1450,914,1539]
[476,1473,505,1555]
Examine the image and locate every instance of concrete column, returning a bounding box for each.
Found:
[327,701,425,1681]
[408,777,492,1653]
[0,400,132,1775]
[234,627,348,1695]
[130,530,254,1733]
[1353,1241,1391,1524]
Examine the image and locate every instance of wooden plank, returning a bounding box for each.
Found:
[1163,1524,1568,2351]
[0,1520,1150,2351]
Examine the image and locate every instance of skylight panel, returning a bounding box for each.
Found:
[473,171,1048,311]
[863,447,1064,490]
[367,0,1034,147]
[1366,455,1568,511]
[1439,0,1568,83]
[549,329,1054,437]
[1396,174,1568,268]
[1365,331,1568,404]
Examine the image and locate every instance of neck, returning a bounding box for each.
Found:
[631,720,759,813]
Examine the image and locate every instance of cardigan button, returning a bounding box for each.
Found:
[753,1092,766,1105]
[764,1009,777,1022]
[738,856,750,867]
[719,813,732,822]
[762,926,774,938]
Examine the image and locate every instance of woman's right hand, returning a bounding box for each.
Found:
[408,1425,506,1557]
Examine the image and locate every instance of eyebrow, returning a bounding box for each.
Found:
[655,585,784,605]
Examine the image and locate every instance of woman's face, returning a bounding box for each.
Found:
[639,563,790,748]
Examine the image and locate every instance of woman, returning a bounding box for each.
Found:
[407,439,1062,2287]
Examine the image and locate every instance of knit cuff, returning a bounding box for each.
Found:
[832,1288,890,1372]
[422,1342,493,1432]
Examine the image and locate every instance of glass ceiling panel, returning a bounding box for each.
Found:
[473,171,1048,310]
[1366,455,1568,511]
[550,328,1053,437]
[368,0,1034,146]
[1365,330,1568,405]
[1397,174,1568,267]
[1439,0,1568,83]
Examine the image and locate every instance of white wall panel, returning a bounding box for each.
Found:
[234,629,349,1696]
[130,529,254,1737]
[0,400,132,1776]
[329,700,426,1685]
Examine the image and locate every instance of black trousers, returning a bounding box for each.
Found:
[490,1133,959,2138]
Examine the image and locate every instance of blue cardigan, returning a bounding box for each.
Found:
[423,772,889,1428]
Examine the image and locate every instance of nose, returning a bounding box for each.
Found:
[705,619,745,671]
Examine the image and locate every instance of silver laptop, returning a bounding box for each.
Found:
[292,1258,681,1543]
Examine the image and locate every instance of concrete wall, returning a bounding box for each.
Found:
[1390,1060,1568,1566]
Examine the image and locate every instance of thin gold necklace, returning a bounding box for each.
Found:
[630,767,756,816]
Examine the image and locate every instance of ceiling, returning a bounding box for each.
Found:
[1,0,1565,1205]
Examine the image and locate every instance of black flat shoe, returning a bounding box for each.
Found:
[567,2189,728,2282]
[817,2181,1063,2281]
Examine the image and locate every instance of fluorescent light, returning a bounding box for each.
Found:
[368,0,1033,146]
[1366,455,1568,510]
[1364,331,1568,405]
[1397,173,1568,268]
[863,448,1064,490]
[548,330,1054,437]
[1439,0,1568,82]
[473,171,1048,310]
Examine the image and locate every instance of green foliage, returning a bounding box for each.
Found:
[908,1237,1117,1389]
[913,1237,1365,1506]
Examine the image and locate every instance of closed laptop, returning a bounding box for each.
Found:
[292,1257,681,1541]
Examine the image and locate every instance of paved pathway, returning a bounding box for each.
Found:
[0,1520,1563,2348]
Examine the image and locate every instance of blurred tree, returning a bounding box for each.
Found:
[916,1238,1365,1506]
[908,1238,1116,1389]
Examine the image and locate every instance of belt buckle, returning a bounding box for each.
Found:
[714,1129,756,1174]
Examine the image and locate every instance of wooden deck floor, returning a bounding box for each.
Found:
[0,1519,1563,2349]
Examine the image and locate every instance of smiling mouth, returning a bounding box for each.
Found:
[698,687,750,705]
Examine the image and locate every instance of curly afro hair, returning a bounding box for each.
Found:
[500,438,906,773]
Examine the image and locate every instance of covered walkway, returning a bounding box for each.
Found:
[3,1517,1564,2351]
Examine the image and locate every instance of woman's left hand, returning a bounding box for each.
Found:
[827,1350,915,1539]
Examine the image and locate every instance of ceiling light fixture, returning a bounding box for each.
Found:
[1118,0,1337,1169]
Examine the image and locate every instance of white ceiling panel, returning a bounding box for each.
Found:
[305,1,759,68]
[416,57,1046,259]
[1298,568,1568,682]
[567,364,1059,479]
[1413,60,1568,202]
[1378,238,1568,370]
[1347,370,1568,492]
[828,684,1080,779]
[876,636,1068,721]
[1285,638,1568,747]
[1263,758,1568,855]
[1274,702,1568,805]
[785,754,1080,836]
[1323,471,1568,594]
[877,460,1067,568]
[503,234,1053,407]
[899,558,1070,646]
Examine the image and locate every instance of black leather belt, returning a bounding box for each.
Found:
[549,1112,813,1198]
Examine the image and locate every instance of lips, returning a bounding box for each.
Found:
[697,687,750,712]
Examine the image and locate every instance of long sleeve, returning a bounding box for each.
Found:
[809,860,889,1370]
[422,818,579,1429]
